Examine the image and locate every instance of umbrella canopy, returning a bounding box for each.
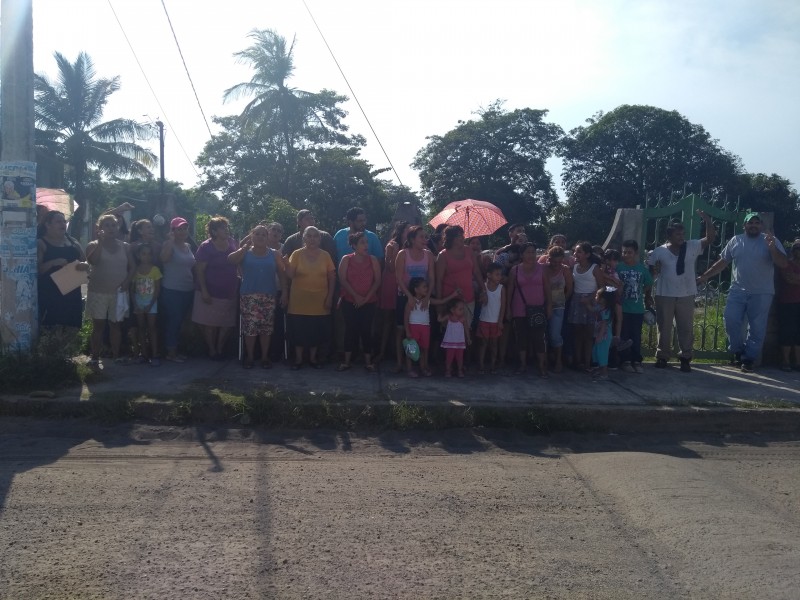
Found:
[36,188,75,218]
[429,199,507,238]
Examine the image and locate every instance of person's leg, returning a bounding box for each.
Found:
[488,338,499,372]
[244,335,256,364]
[108,321,122,359]
[360,304,376,367]
[259,333,271,363]
[216,326,233,357]
[160,288,180,358]
[723,289,748,359]
[533,325,548,377]
[147,313,159,360]
[673,296,695,359]
[478,336,488,372]
[134,313,147,359]
[654,296,675,362]
[341,302,357,367]
[200,325,217,357]
[514,317,528,373]
[294,346,304,366]
[625,313,645,364]
[743,293,774,365]
[444,348,455,377]
[455,348,465,377]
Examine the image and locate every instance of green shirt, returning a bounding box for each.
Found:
[616,262,653,314]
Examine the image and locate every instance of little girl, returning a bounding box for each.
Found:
[403,277,458,378]
[131,244,162,366]
[477,262,505,374]
[585,287,616,381]
[439,297,471,378]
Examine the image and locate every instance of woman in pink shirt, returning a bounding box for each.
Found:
[435,226,485,325]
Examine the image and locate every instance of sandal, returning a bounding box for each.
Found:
[336,363,351,372]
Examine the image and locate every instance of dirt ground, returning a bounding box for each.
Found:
[1,422,798,599]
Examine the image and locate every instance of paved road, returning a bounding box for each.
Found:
[1,421,798,599]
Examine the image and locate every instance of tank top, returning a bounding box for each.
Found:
[510,264,545,318]
[480,283,503,323]
[409,299,429,325]
[240,249,278,295]
[341,254,377,303]
[88,241,129,294]
[440,249,475,302]
[162,244,195,292]
[549,267,566,308]
[401,249,430,288]
[573,263,598,294]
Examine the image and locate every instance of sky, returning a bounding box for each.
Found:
[24,0,800,199]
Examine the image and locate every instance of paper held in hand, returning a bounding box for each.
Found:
[50,261,89,295]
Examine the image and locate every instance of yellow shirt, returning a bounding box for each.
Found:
[288,248,334,316]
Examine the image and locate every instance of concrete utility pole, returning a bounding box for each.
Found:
[0,0,38,351]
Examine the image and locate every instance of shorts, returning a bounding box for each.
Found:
[85,291,124,322]
[134,295,158,314]
[408,323,430,350]
[477,321,501,339]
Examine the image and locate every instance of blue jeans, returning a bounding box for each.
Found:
[548,307,565,348]
[160,287,194,352]
[723,289,773,363]
[620,312,645,363]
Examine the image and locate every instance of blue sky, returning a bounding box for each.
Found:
[28,0,800,196]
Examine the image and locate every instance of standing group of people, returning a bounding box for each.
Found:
[35,204,800,376]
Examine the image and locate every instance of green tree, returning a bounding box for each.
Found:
[222,29,361,201]
[556,104,742,242]
[734,173,800,239]
[412,101,563,230]
[34,51,157,238]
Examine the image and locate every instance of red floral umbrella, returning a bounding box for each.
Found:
[429,199,507,238]
[36,188,75,218]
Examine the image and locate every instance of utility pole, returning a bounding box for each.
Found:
[0,0,37,351]
[156,120,165,197]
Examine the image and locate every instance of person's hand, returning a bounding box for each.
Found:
[52,258,69,268]
[76,261,90,272]
[280,292,289,309]
[421,296,430,311]
[455,287,463,298]
[765,231,777,250]
[202,291,212,305]
[354,294,365,307]
[324,296,333,311]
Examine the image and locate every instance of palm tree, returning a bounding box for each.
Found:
[223,29,354,200]
[34,51,156,239]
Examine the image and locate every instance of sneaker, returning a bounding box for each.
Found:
[654,358,668,369]
[730,352,742,367]
[632,362,644,374]
[620,362,635,373]
[679,358,692,373]
[741,361,754,373]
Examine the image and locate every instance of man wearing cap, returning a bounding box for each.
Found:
[333,207,384,263]
[697,211,787,372]
[282,210,336,260]
[647,209,715,372]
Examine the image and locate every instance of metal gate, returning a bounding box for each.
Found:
[640,193,745,359]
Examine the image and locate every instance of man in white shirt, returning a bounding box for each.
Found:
[647,210,715,372]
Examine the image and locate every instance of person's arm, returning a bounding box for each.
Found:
[435,252,446,299]
[227,243,250,265]
[471,254,486,303]
[395,250,411,297]
[404,296,414,338]
[146,274,161,313]
[160,232,177,264]
[563,265,574,301]
[781,263,800,285]
[463,316,471,346]
[368,256,382,303]
[122,243,135,290]
[697,257,730,285]
[592,265,604,289]
[506,266,517,320]
[766,232,788,269]
[324,263,336,312]
[274,251,289,306]
[498,285,506,332]
[643,267,654,309]
[698,209,716,249]
[195,261,212,303]
[543,272,553,318]
[85,240,101,265]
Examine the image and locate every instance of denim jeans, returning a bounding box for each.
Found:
[160,287,194,352]
[548,307,565,348]
[723,289,774,363]
[620,312,645,363]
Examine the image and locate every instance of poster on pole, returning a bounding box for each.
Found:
[0,161,38,351]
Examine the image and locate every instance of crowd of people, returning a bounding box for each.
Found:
[36,205,800,377]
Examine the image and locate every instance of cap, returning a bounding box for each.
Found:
[792,239,800,250]
[743,212,761,223]
[170,217,188,229]
[296,209,314,223]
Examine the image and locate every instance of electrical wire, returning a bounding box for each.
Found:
[159,0,214,139]
[106,0,200,177]
[301,0,404,187]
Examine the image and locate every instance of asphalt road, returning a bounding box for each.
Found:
[1,421,798,599]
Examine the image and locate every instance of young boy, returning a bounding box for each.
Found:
[616,239,654,373]
[477,263,506,374]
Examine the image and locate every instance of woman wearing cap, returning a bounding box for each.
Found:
[192,216,238,360]
[777,239,800,371]
[159,217,196,362]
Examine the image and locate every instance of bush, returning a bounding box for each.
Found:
[0,327,86,393]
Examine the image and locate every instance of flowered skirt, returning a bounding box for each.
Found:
[240,293,276,336]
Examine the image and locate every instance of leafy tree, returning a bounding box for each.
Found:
[734,173,800,239]
[412,101,563,230]
[222,29,362,201]
[34,52,157,237]
[264,197,299,234]
[556,104,742,242]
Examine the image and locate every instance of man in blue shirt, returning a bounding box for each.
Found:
[697,212,787,372]
[333,207,384,263]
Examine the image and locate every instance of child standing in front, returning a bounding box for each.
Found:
[616,239,654,373]
[403,277,459,378]
[477,263,505,374]
[439,297,471,378]
[585,287,616,381]
[131,245,162,366]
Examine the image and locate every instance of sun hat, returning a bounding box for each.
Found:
[403,338,420,362]
[170,217,188,229]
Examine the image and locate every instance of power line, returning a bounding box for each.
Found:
[159,0,214,139]
[105,0,199,177]
[301,0,404,187]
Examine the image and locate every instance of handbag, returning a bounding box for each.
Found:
[115,287,130,321]
[515,267,546,328]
